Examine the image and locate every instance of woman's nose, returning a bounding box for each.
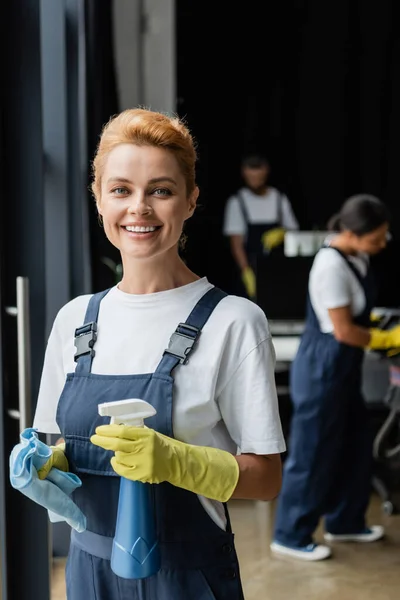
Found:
[128,194,152,215]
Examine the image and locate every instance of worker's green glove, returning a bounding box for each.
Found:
[241,266,256,299]
[37,442,69,480]
[367,325,400,350]
[90,425,240,503]
[261,227,286,252]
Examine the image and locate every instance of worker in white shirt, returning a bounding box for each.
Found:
[22,108,285,599]
[271,194,400,561]
[222,153,299,300]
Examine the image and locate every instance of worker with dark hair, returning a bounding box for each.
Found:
[271,194,400,561]
[222,153,299,300]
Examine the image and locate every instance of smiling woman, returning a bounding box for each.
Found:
[91,110,198,291]
[96,143,197,276]
[16,107,287,600]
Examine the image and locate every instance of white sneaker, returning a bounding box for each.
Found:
[324,525,385,543]
[270,541,332,561]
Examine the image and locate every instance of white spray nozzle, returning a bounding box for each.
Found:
[98,398,156,427]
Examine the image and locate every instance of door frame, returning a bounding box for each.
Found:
[0,1,92,598]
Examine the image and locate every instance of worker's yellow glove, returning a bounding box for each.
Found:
[241,266,256,299]
[369,311,382,323]
[367,325,400,350]
[37,442,69,480]
[261,227,286,252]
[90,425,240,503]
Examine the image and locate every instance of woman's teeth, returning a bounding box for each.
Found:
[125,226,157,232]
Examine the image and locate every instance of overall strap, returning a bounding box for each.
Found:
[155,286,228,376]
[328,246,366,287]
[74,288,112,374]
[277,191,283,225]
[304,246,338,334]
[236,191,250,224]
[303,290,322,333]
[325,246,374,325]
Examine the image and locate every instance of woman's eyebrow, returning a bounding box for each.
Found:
[148,177,177,185]
[106,177,132,184]
[106,176,177,185]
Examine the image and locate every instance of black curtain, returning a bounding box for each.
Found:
[177,0,400,307]
[85,0,121,292]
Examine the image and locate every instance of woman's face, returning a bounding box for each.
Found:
[351,222,390,255]
[97,144,198,261]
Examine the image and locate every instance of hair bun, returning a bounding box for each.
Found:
[327,213,341,231]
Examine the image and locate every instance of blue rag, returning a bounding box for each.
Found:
[9,427,86,532]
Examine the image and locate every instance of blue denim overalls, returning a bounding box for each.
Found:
[273,247,376,547]
[236,190,284,300]
[56,285,245,600]
[236,190,283,259]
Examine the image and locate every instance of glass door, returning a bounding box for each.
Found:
[0,1,82,597]
[0,2,53,595]
[0,275,52,600]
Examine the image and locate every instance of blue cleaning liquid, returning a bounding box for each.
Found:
[111,477,161,579]
[97,399,161,579]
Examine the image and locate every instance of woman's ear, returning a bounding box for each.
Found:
[187,187,199,217]
[96,198,104,220]
[96,199,104,226]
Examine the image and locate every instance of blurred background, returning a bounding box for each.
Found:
[1,1,400,599]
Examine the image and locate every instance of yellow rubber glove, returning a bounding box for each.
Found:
[367,325,400,350]
[387,348,400,357]
[261,227,286,252]
[241,266,256,299]
[37,442,69,481]
[369,311,382,323]
[91,425,240,503]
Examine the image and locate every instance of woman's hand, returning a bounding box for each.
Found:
[261,227,286,252]
[37,442,68,480]
[91,424,239,502]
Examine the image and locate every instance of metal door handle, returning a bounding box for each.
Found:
[5,277,31,432]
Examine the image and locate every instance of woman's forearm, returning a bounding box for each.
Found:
[231,453,282,501]
[333,324,371,348]
[230,236,249,271]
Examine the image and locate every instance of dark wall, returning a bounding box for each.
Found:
[176,1,400,306]
[85,0,122,292]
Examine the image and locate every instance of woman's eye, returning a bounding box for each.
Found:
[112,187,128,195]
[152,187,172,197]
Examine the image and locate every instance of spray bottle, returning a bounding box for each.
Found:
[98,398,161,579]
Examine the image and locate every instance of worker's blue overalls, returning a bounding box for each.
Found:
[273,247,375,548]
[237,190,283,301]
[237,190,283,263]
[56,286,245,599]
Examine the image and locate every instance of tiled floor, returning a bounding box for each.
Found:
[51,494,400,599]
[230,494,400,600]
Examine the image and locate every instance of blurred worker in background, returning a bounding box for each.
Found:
[222,153,299,301]
[271,194,400,561]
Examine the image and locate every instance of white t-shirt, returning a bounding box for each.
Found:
[309,246,369,333]
[222,186,299,238]
[33,277,285,530]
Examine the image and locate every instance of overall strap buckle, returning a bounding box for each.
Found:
[164,323,201,365]
[74,322,98,362]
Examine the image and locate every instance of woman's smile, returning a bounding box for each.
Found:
[121,222,162,240]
